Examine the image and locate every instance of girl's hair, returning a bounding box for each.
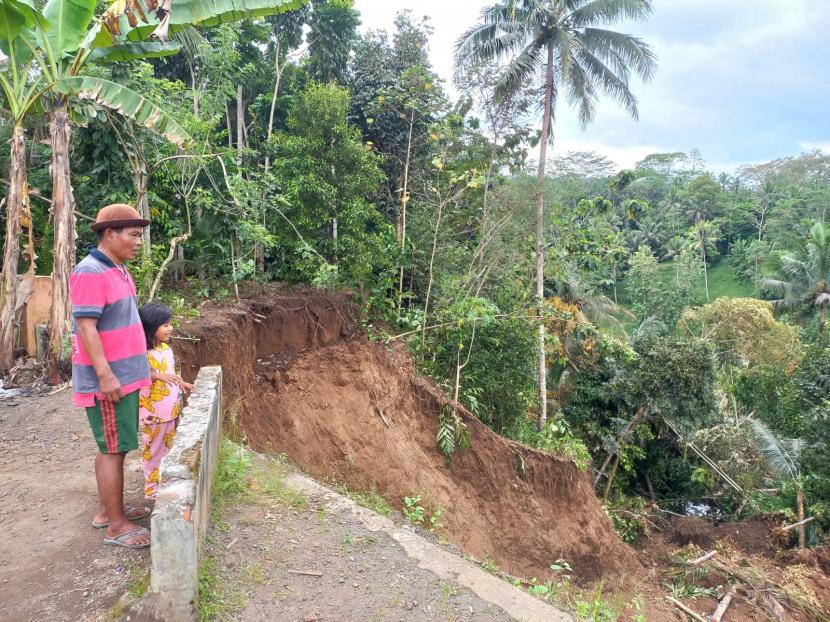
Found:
[138,302,172,349]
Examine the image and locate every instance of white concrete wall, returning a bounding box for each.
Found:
[146,365,223,622]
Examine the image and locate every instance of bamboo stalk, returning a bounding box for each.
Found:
[781,516,814,531]
[666,596,707,622]
[710,588,735,622]
[689,550,717,566]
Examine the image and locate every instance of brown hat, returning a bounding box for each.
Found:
[90,203,150,232]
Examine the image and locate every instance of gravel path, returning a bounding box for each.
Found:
[0,389,150,622]
[201,454,563,622]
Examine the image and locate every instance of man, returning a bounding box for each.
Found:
[71,204,152,549]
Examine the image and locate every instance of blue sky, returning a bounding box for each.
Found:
[353,0,830,172]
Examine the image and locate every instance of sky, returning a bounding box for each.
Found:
[351,0,830,173]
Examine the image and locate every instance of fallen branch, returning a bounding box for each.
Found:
[374,406,390,428]
[689,550,717,566]
[666,596,707,622]
[781,516,815,531]
[710,588,736,622]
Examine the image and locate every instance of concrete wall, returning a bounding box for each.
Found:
[14,275,51,357]
[143,365,223,622]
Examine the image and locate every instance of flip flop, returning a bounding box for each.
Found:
[91,504,152,529]
[103,526,151,549]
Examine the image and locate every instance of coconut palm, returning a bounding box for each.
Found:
[455,0,657,427]
[547,266,633,332]
[762,221,830,333]
[686,219,720,301]
[749,419,808,548]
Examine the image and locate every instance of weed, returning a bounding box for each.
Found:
[388,590,404,608]
[242,561,269,586]
[99,600,129,622]
[440,582,459,598]
[332,481,392,516]
[341,534,376,552]
[669,581,716,600]
[428,507,444,531]
[403,494,426,524]
[127,564,150,599]
[572,589,621,621]
[260,472,307,509]
[214,439,253,505]
[316,507,326,521]
[481,557,501,574]
[198,554,246,621]
[402,494,444,531]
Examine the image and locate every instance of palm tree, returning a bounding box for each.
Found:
[749,419,807,548]
[687,219,720,301]
[547,266,633,332]
[455,0,656,427]
[762,221,830,334]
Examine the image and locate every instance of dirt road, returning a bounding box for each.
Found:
[0,389,150,622]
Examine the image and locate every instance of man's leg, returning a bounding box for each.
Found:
[87,392,150,546]
[96,452,150,545]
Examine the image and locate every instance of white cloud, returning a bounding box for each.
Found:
[549,140,666,172]
[799,141,830,153]
[352,0,828,170]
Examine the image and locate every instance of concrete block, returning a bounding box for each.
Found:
[147,365,223,622]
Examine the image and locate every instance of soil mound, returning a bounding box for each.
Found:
[176,290,641,581]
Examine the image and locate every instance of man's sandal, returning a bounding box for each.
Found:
[91,504,152,529]
[103,526,151,549]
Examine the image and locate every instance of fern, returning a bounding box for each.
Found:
[437,409,471,459]
[437,414,456,457]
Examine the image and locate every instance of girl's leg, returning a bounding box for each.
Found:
[141,421,165,500]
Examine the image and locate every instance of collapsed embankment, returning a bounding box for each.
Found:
[175,290,641,582]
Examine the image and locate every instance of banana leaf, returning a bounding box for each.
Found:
[87,39,180,62]
[56,75,194,148]
[42,0,96,57]
[99,0,307,43]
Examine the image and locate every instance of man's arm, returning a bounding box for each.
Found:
[76,317,124,403]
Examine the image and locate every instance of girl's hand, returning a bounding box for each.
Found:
[155,373,181,387]
[178,379,195,394]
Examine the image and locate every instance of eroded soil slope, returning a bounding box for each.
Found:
[175,290,640,582]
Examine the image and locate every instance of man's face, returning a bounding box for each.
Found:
[103,227,143,262]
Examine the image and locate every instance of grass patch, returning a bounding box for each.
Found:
[213,439,254,508]
[100,600,130,622]
[198,554,246,622]
[707,260,754,299]
[260,470,307,508]
[331,481,392,516]
[127,564,151,599]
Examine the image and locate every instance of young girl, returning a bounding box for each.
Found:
[138,303,194,500]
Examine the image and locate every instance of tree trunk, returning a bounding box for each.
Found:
[421,198,445,352]
[701,231,710,301]
[236,84,245,162]
[134,167,151,250]
[225,102,233,149]
[48,106,78,377]
[263,37,283,176]
[796,487,806,548]
[0,124,29,370]
[535,45,555,429]
[397,108,416,314]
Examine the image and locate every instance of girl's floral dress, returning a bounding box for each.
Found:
[138,343,181,500]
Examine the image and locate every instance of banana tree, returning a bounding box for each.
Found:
[0,0,52,370]
[0,0,305,374]
[7,0,185,377]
